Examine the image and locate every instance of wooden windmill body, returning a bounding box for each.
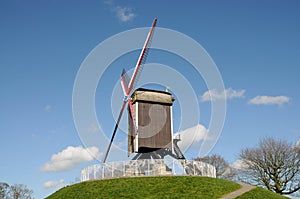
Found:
[103,18,185,163]
[128,88,174,156]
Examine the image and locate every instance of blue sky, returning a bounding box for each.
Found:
[1,0,300,198]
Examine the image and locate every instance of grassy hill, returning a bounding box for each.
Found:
[236,187,289,199]
[46,176,288,199]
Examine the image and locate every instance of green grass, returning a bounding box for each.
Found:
[235,187,289,199]
[46,176,240,199]
[46,176,289,199]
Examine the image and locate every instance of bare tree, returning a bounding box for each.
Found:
[194,154,230,178]
[8,184,33,199]
[240,137,300,195]
[0,182,9,199]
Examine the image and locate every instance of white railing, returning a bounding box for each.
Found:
[81,159,216,181]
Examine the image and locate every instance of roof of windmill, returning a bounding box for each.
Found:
[134,87,172,95]
[131,88,175,105]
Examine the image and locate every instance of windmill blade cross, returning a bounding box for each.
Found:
[102,18,157,163]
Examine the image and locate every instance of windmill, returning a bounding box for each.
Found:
[103,18,185,164]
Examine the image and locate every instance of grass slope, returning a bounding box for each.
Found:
[236,187,289,199]
[46,176,288,199]
[46,176,240,199]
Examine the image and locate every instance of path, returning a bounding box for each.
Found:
[220,182,255,199]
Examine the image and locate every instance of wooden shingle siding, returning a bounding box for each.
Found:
[137,103,172,152]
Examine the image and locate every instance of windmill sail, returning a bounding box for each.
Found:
[127,18,157,93]
[103,18,157,163]
[120,69,130,95]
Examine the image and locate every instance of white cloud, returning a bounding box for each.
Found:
[174,124,209,152]
[103,0,136,23]
[44,105,51,112]
[201,88,245,102]
[43,180,65,189]
[114,6,136,22]
[230,159,248,171]
[296,139,300,148]
[222,159,248,178]
[87,123,100,133]
[103,0,114,5]
[248,95,289,105]
[40,146,102,172]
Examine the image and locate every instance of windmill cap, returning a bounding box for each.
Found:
[131,88,175,105]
